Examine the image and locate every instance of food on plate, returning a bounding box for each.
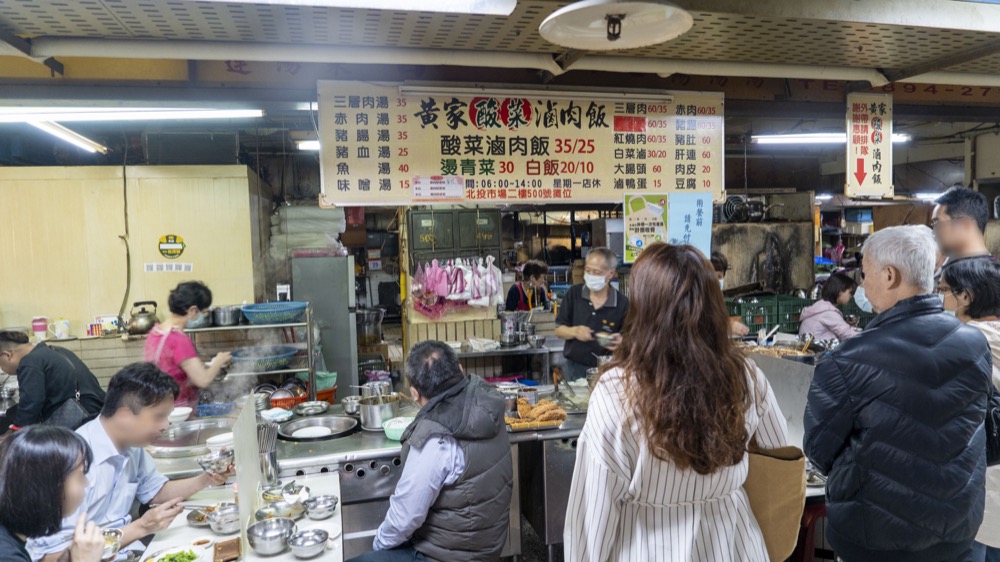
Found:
[193,539,212,547]
[158,550,198,562]
[737,343,810,358]
[511,398,567,423]
[192,504,219,523]
[104,535,117,547]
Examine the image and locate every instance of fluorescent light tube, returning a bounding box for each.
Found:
[297,140,321,151]
[0,108,263,123]
[752,133,911,144]
[196,0,516,15]
[914,193,941,201]
[815,194,834,202]
[29,122,108,154]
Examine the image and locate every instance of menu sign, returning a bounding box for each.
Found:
[317,81,724,206]
[845,92,894,198]
[624,192,712,263]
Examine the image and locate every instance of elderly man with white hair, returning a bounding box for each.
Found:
[805,225,993,562]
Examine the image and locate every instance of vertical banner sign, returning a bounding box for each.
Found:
[623,192,712,263]
[317,81,724,206]
[845,92,893,198]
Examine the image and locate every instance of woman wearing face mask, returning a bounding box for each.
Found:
[0,425,103,562]
[144,281,232,407]
[555,248,629,381]
[506,260,549,312]
[938,256,1000,561]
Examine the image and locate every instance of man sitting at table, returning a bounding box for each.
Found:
[348,341,513,562]
[29,362,231,561]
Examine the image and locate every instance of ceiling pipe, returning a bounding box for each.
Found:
[30,37,1000,89]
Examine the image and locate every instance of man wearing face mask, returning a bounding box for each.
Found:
[555,247,629,381]
[144,281,231,408]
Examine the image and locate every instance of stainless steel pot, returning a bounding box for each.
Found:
[358,395,400,431]
[212,305,243,326]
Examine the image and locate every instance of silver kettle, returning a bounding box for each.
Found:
[126,301,160,335]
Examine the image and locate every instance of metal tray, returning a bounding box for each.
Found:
[278,415,358,442]
[148,417,236,458]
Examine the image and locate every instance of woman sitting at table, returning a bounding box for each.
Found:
[0,426,103,562]
[506,260,549,311]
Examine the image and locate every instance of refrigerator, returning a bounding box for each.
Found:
[291,256,359,396]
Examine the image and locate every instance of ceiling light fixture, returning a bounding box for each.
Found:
[539,0,694,51]
[914,193,942,201]
[751,133,911,145]
[815,194,834,202]
[297,140,321,151]
[0,108,264,123]
[196,0,516,15]
[29,122,109,154]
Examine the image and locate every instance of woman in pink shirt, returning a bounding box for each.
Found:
[144,282,231,407]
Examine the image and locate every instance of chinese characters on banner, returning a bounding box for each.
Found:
[623,192,712,263]
[317,81,724,206]
[845,92,894,198]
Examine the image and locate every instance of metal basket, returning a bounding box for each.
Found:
[241,302,307,325]
[230,345,299,373]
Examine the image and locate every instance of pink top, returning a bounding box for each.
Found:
[144,325,199,407]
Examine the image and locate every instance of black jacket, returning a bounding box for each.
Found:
[13,344,105,427]
[804,295,991,562]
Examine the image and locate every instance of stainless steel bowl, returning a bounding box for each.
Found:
[302,495,339,520]
[341,396,361,415]
[248,517,297,556]
[358,395,400,431]
[101,528,123,562]
[293,401,330,417]
[207,504,241,534]
[527,335,545,349]
[595,332,616,347]
[255,500,306,521]
[288,529,329,559]
[212,305,243,326]
[196,448,234,474]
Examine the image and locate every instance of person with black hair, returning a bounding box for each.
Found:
[798,272,860,341]
[29,362,232,561]
[939,257,1000,560]
[934,186,992,263]
[0,330,105,431]
[348,341,512,562]
[505,259,549,311]
[0,425,103,562]
[710,251,750,337]
[144,281,231,407]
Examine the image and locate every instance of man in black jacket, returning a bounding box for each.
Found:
[0,331,105,431]
[805,225,992,562]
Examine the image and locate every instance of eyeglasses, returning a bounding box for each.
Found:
[931,218,956,230]
[935,286,956,295]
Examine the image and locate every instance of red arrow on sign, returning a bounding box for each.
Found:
[853,158,867,185]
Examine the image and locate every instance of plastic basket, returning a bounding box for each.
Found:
[241,302,308,325]
[776,296,811,334]
[197,402,235,417]
[316,386,337,404]
[726,295,811,335]
[230,345,299,373]
[270,395,307,410]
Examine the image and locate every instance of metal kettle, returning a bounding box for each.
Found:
[126,301,160,335]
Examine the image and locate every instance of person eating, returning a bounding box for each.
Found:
[30,362,232,561]
[145,281,231,408]
[555,248,628,381]
[711,251,751,337]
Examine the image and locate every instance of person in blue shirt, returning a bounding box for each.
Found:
[0,425,103,562]
[30,362,232,561]
[348,341,512,562]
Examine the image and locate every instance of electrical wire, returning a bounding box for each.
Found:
[116,129,132,325]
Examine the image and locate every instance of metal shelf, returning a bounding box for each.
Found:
[224,368,309,378]
[185,322,307,333]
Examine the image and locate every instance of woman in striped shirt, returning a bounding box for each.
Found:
[564,243,789,561]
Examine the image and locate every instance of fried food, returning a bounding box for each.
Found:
[510,398,567,424]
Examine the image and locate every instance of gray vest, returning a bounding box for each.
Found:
[400,376,513,562]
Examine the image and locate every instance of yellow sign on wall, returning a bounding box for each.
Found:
[318,81,724,206]
[158,234,186,259]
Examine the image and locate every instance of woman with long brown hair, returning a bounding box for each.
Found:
[564,243,788,561]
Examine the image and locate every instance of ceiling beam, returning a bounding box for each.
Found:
[0,30,63,76]
[881,39,1000,83]
[674,0,1000,34]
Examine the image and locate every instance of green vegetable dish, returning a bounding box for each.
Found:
[158,550,198,562]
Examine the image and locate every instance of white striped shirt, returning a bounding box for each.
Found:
[564,363,789,562]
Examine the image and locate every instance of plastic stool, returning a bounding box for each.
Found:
[790,503,827,562]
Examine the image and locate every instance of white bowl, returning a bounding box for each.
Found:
[169,407,193,424]
[206,432,234,452]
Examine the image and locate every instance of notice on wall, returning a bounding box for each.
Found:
[845,92,894,198]
[317,81,724,206]
[624,192,712,263]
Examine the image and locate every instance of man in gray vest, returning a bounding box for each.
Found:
[347,340,513,562]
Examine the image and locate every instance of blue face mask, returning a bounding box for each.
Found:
[854,286,874,313]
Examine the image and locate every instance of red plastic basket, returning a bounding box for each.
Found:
[270,395,307,410]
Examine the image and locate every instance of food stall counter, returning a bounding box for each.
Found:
[140,473,343,562]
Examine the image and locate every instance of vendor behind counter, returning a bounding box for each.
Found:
[505,260,550,312]
[555,248,628,381]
